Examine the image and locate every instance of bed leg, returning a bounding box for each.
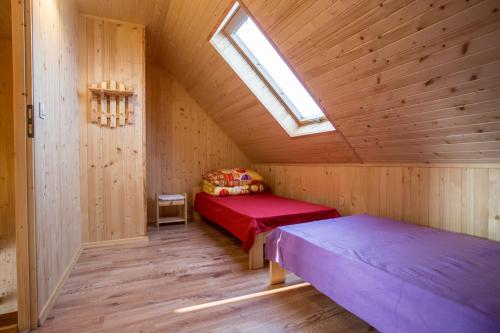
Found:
[192,187,202,222]
[270,261,286,285]
[249,234,264,270]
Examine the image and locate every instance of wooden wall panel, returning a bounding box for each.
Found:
[79,16,146,242]
[254,163,500,241]
[146,61,251,219]
[74,0,172,62]
[76,0,359,164]
[31,0,81,317]
[160,0,359,163]
[0,37,16,315]
[489,169,500,240]
[77,0,500,164]
[243,0,500,163]
[11,0,33,327]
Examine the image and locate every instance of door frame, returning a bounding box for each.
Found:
[11,0,37,330]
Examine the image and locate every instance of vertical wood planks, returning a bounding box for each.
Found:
[489,169,500,241]
[79,14,90,245]
[109,81,117,128]
[0,37,16,315]
[126,92,135,124]
[89,83,98,123]
[145,61,251,220]
[118,83,125,126]
[254,163,500,242]
[461,168,489,238]
[31,0,82,320]
[99,81,107,126]
[79,15,146,243]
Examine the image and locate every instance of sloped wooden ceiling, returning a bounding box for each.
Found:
[78,0,500,164]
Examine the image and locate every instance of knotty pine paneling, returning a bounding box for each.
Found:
[244,0,500,163]
[31,0,81,317]
[254,163,500,241]
[77,0,500,164]
[159,0,359,163]
[79,15,146,243]
[75,0,172,62]
[76,0,359,164]
[0,37,16,315]
[146,62,251,220]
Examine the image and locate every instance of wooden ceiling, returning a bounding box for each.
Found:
[0,0,11,39]
[77,0,500,164]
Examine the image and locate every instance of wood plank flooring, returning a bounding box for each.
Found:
[37,222,374,333]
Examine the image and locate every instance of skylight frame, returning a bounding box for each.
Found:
[209,1,335,137]
[222,7,327,125]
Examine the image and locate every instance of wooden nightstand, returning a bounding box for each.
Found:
[156,193,187,228]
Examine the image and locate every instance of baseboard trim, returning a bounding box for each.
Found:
[147,217,193,225]
[82,236,149,249]
[38,245,82,325]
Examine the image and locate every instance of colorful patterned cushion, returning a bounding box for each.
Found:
[202,180,264,197]
[202,168,263,187]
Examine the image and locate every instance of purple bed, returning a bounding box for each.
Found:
[265,214,500,333]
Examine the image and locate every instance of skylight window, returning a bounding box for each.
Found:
[210,2,335,137]
[232,16,325,121]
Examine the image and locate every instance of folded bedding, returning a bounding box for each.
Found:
[202,168,265,196]
[202,180,264,197]
[203,168,263,187]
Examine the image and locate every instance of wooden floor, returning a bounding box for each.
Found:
[38,221,374,333]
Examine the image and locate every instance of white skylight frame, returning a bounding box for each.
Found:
[210,2,335,137]
[225,9,326,123]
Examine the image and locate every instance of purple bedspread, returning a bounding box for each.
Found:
[265,214,500,333]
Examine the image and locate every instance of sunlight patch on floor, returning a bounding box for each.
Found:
[174,282,311,313]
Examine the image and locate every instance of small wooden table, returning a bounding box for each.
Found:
[156,193,187,228]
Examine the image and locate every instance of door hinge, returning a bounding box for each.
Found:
[27,104,34,138]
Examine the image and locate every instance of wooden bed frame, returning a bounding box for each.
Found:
[248,231,270,270]
[192,187,269,270]
[269,261,286,285]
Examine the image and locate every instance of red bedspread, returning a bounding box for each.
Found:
[194,192,341,251]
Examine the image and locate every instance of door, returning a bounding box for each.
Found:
[0,0,16,330]
[11,0,37,330]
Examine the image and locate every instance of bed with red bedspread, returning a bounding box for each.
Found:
[194,192,341,251]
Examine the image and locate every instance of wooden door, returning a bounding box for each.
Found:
[11,0,37,330]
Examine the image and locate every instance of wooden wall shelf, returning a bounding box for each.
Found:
[88,81,135,128]
[89,87,135,97]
